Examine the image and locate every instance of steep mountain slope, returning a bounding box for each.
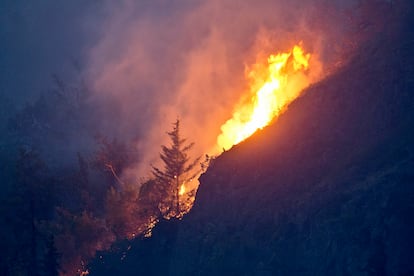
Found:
[90,3,414,275]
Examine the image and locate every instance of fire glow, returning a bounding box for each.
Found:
[217,44,312,150]
[179,184,186,196]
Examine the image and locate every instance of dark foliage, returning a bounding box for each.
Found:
[0,148,59,275]
[151,119,200,218]
[2,1,413,275]
[88,1,414,275]
[40,235,61,276]
[93,136,139,184]
[0,75,207,275]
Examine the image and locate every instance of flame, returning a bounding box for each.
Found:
[217,44,311,150]
[179,184,186,196]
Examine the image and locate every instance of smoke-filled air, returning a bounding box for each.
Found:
[1,0,394,275]
[86,0,361,179]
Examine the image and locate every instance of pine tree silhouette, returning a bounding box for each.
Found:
[152,119,200,218]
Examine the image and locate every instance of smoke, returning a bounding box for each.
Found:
[85,0,363,180]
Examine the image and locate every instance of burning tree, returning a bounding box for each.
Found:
[152,119,200,218]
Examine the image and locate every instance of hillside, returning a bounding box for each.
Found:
[89,3,414,275]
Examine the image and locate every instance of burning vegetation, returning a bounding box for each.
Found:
[3,43,319,276]
[218,43,313,150]
[3,0,397,274]
[1,40,320,276]
[151,119,201,219]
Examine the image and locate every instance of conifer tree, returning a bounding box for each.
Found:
[152,119,200,218]
[41,235,60,276]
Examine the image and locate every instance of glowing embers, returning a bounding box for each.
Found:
[179,184,186,196]
[217,44,311,150]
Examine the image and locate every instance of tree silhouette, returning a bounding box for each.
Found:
[152,119,200,218]
[14,148,53,276]
[41,235,60,276]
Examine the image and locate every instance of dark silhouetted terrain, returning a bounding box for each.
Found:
[90,2,414,275]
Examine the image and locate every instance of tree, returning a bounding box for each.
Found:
[13,148,54,276]
[52,208,115,276]
[152,119,200,218]
[93,136,138,184]
[105,183,143,239]
[40,235,61,276]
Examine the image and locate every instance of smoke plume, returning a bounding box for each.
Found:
[85,0,364,181]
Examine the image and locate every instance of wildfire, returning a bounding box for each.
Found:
[179,184,186,196]
[217,43,312,150]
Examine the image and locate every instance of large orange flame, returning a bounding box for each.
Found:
[217,44,311,150]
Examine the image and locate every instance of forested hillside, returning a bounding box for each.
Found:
[90,1,414,275]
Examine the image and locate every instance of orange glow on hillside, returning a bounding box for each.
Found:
[217,44,312,150]
[179,184,186,196]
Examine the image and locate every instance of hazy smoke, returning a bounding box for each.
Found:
[85,0,361,180]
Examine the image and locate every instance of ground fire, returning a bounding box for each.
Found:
[217,43,313,150]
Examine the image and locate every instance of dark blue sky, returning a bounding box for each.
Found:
[0,1,102,106]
